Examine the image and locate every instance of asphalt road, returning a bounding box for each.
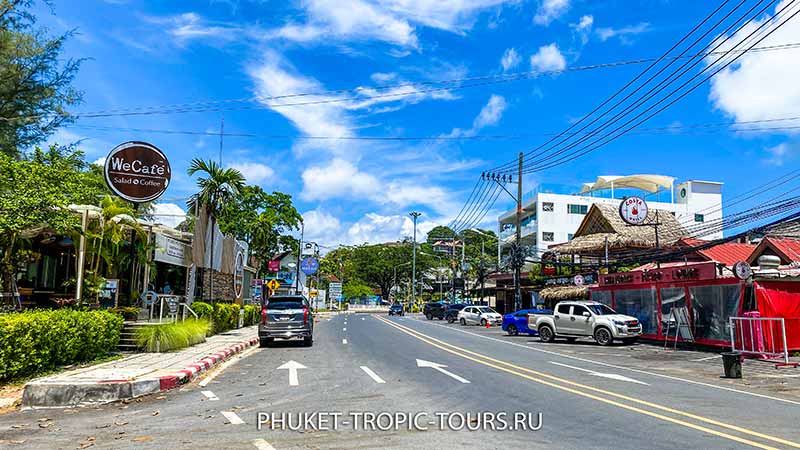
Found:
[1,312,798,450]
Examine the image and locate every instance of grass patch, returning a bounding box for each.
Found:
[135,319,212,352]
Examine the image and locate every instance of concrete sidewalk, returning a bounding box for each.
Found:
[22,326,258,409]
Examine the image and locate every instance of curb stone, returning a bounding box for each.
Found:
[22,336,259,409]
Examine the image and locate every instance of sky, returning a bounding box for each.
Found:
[34,0,800,247]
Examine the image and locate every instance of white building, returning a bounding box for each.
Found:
[497,174,723,257]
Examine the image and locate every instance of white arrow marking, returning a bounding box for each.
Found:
[201,390,219,401]
[222,411,245,424]
[252,439,277,450]
[343,327,347,331]
[361,317,365,321]
[277,360,307,386]
[360,366,386,383]
[550,361,649,385]
[416,359,470,383]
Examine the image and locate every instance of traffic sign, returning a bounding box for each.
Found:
[309,290,318,297]
[267,279,280,291]
[301,257,319,275]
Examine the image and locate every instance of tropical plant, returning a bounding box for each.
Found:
[186,159,245,302]
[134,319,211,352]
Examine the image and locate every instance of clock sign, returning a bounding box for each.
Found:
[733,261,752,280]
[619,196,649,226]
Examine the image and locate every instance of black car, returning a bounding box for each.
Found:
[444,304,471,323]
[259,295,314,347]
[389,304,405,316]
[423,302,447,320]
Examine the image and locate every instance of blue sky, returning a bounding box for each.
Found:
[36,0,800,246]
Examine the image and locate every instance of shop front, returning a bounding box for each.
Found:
[590,261,744,347]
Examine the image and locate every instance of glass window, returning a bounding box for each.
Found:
[571,305,589,316]
[689,284,741,341]
[591,290,612,306]
[613,288,658,335]
[542,202,554,212]
[568,204,588,214]
[567,233,574,241]
[542,232,554,242]
[557,304,571,315]
[695,213,704,223]
[660,287,688,338]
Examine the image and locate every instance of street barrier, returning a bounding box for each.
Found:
[729,317,796,367]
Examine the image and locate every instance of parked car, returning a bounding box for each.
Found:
[502,308,552,335]
[457,305,502,326]
[528,301,641,346]
[389,304,405,316]
[444,303,470,323]
[423,302,447,320]
[259,295,314,347]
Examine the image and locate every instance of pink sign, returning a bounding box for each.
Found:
[268,260,280,272]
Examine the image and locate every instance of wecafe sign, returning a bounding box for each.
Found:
[104,141,171,203]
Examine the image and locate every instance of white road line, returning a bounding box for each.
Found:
[407,316,800,406]
[198,345,260,387]
[362,317,366,321]
[221,411,245,425]
[201,390,219,401]
[360,366,386,384]
[252,439,277,450]
[277,360,306,386]
[343,327,347,331]
[342,338,348,344]
[416,359,470,383]
[692,355,723,362]
[549,361,649,385]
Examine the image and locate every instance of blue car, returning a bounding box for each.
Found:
[502,309,551,336]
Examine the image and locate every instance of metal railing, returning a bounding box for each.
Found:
[729,317,790,365]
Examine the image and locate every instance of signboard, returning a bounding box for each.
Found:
[733,261,752,280]
[619,196,649,226]
[544,273,597,286]
[233,251,245,298]
[154,234,189,267]
[309,290,318,297]
[598,262,717,287]
[268,260,281,272]
[573,274,585,286]
[103,141,171,203]
[165,295,179,315]
[267,279,280,291]
[277,271,294,284]
[328,282,342,300]
[301,257,319,275]
[100,279,119,303]
[301,243,316,256]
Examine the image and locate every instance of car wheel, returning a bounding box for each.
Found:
[480,318,487,327]
[622,337,638,345]
[259,338,273,348]
[538,325,555,343]
[594,327,613,346]
[437,316,444,320]
[507,324,518,336]
[303,336,313,347]
[459,318,466,326]
[426,313,433,320]
[447,316,455,324]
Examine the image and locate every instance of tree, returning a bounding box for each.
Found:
[0,0,83,157]
[216,185,302,277]
[186,158,245,301]
[427,225,456,244]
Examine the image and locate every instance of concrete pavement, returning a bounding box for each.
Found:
[1,312,798,449]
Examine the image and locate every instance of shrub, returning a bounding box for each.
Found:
[243,304,260,326]
[134,319,212,352]
[190,301,213,319]
[211,303,240,333]
[109,306,140,321]
[0,309,123,381]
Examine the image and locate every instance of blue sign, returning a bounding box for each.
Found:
[301,257,319,275]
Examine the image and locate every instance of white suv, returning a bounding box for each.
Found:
[457,306,502,326]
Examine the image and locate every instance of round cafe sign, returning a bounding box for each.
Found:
[233,250,245,299]
[619,196,649,226]
[104,141,171,203]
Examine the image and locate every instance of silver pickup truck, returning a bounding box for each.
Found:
[528,301,641,346]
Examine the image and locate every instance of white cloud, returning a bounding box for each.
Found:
[707,1,800,125]
[93,156,106,166]
[533,0,570,26]
[473,94,508,129]
[530,43,566,73]
[345,213,440,244]
[300,158,381,201]
[228,162,275,185]
[144,12,241,46]
[596,22,651,42]
[500,47,521,71]
[571,14,593,44]
[150,203,187,229]
[764,142,795,166]
[302,209,343,244]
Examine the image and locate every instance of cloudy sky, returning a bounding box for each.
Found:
[38,0,800,245]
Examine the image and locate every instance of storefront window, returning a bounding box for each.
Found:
[660,287,688,338]
[689,284,741,342]
[591,290,612,306]
[613,288,658,335]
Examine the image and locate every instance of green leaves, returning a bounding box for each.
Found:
[134,319,211,353]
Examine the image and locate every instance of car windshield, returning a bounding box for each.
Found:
[267,298,305,310]
[477,307,496,314]
[587,304,617,315]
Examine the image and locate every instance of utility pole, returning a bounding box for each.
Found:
[409,212,421,307]
[219,117,224,165]
[514,152,523,312]
[295,221,304,295]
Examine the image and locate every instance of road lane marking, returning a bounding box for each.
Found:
[692,355,723,362]
[201,390,219,401]
[198,346,260,387]
[342,338,348,344]
[221,411,245,425]
[376,316,798,450]
[416,359,470,383]
[550,361,649,385]
[360,366,386,383]
[408,315,800,406]
[277,360,306,386]
[252,439,277,450]
[362,317,366,320]
[343,327,347,331]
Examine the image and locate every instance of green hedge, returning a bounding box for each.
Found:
[189,301,260,332]
[191,301,213,319]
[0,309,123,381]
[135,319,211,352]
[243,305,260,326]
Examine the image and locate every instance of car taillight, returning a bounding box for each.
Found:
[261,307,267,325]
[303,306,309,323]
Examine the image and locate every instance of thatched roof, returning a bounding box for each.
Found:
[549,203,686,255]
[539,285,589,301]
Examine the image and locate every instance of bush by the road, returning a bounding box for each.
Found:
[243,304,260,326]
[211,303,240,333]
[190,301,213,319]
[134,318,211,352]
[0,309,123,381]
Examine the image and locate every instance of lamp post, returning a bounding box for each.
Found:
[409,212,422,307]
[295,220,304,295]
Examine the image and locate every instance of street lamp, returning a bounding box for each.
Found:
[466,228,495,305]
[409,212,422,307]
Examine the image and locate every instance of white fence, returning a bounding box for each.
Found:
[729,317,790,365]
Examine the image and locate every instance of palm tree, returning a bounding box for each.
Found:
[186,158,245,302]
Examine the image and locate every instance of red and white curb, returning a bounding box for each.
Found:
[158,337,259,391]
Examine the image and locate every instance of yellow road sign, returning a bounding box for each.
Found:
[309,291,318,297]
[267,279,280,291]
